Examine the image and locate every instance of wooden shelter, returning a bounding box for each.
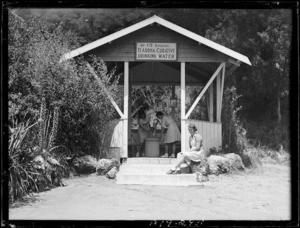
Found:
[60,15,251,158]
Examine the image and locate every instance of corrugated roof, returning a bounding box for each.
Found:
[59,15,251,66]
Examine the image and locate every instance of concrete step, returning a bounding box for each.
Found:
[119,164,174,174]
[116,158,206,186]
[116,173,206,186]
[126,157,177,164]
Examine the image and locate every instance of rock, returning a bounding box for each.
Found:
[241,149,262,168]
[196,172,209,182]
[207,155,231,175]
[72,155,98,174]
[222,153,245,171]
[106,167,118,179]
[96,158,120,176]
[32,155,47,171]
[190,159,209,176]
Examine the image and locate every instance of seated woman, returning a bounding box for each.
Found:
[137,109,152,157]
[155,111,181,158]
[167,123,204,174]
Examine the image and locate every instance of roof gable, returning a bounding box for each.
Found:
[59,15,251,66]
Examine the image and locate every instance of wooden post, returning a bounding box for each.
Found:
[209,85,213,122]
[219,63,225,121]
[123,61,129,158]
[181,62,186,152]
[216,71,221,122]
[128,82,132,144]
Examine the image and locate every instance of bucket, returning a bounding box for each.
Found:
[107,147,121,161]
[145,137,160,157]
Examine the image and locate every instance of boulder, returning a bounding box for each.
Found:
[106,167,118,179]
[96,158,120,176]
[72,155,98,174]
[190,159,209,176]
[207,155,231,175]
[222,153,245,171]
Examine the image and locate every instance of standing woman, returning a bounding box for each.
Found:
[137,109,151,157]
[156,111,181,158]
[167,123,205,174]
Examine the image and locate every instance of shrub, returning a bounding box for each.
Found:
[9,115,39,202]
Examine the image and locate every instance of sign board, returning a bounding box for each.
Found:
[136,43,177,61]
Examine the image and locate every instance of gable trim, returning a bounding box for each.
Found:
[59,15,251,66]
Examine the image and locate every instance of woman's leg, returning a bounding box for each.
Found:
[168,152,187,171]
[173,154,187,169]
[161,144,169,158]
[169,143,176,158]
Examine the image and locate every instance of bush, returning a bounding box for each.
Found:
[8,11,121,201]
[9,116,39,202]
[9,12,121,158]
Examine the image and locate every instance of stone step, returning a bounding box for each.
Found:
[116,173,204,186]
[119,164,175,174]
[126,157,177,164]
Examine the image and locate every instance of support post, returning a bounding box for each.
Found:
[181,62,186,152]
[219,63,225,121]
[216,71,221,122]
[128,83,132,144]
[123,61,129,158]
[209,85,213,122]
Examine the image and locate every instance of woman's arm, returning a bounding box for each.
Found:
[189,134,202,152]
[139,119,150,131]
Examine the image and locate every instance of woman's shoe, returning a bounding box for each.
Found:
[166,169,176,174]
[169,154,175,158]
[160,154,168,158]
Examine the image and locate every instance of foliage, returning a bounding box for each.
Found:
[8,115,39,202]
[9,11,121,157]
[8,11,122,201]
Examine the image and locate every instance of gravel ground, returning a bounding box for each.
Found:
[9,162,291,221]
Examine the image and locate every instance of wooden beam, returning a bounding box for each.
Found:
[226,64,238,78]
[219,64,225,121]
[86,62,124,118]
[185,62,225,119]
[228,58,240,67]
[187,64,211,77]
[123,61,129,158]
[181,62,186,153]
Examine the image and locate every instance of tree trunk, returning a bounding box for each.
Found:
[277,91,281,124]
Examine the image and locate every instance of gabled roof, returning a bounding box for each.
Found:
[59,15,251,66]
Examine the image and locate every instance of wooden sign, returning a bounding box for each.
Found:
[136,43,177,61]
